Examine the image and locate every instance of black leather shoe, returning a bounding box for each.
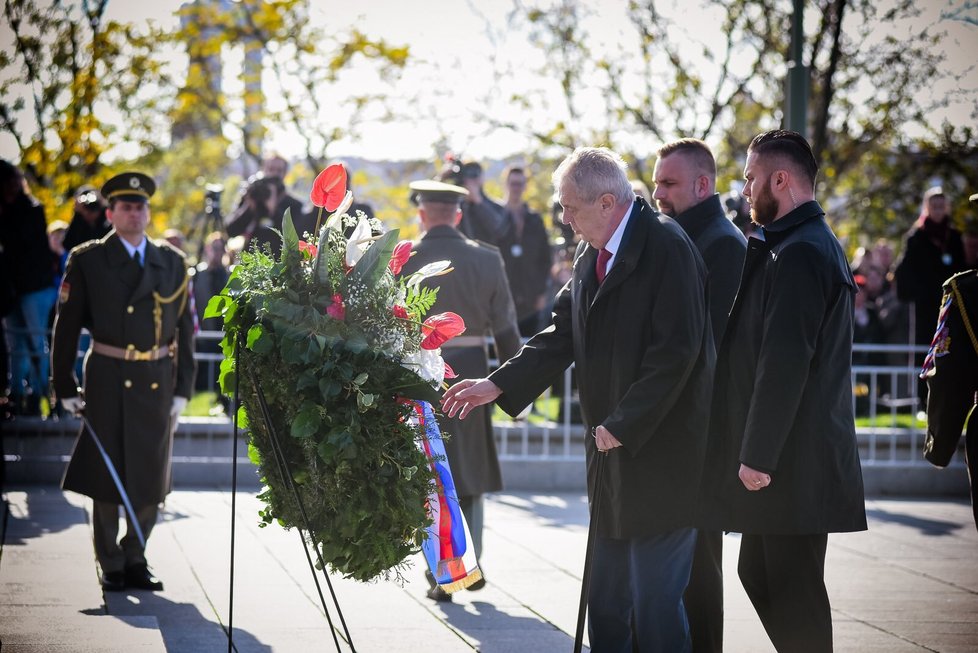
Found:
[125,564,164,591]
[467,576,486,591]
[101,570,126,592]
[424,570,452,603]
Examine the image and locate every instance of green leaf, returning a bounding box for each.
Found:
[348,228,399,290]
[291,403,321,439]
[353,372,369,386]
[281,207,299,255]
[203,294,227,319]
[358,393,375,410]
[314,223,333,287]
[218,357,236,394]
[246,324,264,350]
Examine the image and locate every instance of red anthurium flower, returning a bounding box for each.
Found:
[388,240,413,275]
[298,240,318,258]
[392,304,409,319]
[326,293,345,320]
[444,361,457,379]
[310,164,348,211]
[420,312,466,350]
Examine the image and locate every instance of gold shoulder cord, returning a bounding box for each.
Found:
[949,278,978,357]
[152,272,190,348]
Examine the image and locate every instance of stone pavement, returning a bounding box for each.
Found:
[2,486,977,652]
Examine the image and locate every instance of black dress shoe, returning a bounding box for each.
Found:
[466,576,486,591]
[125,564,164,591]
[424,570,452,603]
[101,570,126,592]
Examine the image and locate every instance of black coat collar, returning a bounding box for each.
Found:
[674,194,725,241]
[761,200,824,243]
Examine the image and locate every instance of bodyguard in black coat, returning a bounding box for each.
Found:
[653,139,747,653]
[444,147,714,651]
[921,269,978,531]
[700,131,866,653]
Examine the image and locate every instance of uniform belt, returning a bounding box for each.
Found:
[441,336,487,349]
[92,341,171,361]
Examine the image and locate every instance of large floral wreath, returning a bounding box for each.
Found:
[205,165,465,582]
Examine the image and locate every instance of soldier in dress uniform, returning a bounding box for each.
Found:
[400,180,522,602]
[51,172,196,592]
[921,192,978,531]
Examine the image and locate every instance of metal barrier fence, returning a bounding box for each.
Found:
[1,332,962,471]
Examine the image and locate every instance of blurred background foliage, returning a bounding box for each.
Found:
[1,0,975,256]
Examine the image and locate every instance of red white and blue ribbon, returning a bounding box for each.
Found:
[921,291,953,379]
[413,400,481,593]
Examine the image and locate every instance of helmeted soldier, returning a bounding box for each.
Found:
[400,179,521,602]
[51,171,196,592]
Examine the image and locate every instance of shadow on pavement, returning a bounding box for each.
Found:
[106,590,273,653]
[1,486,85,546]
[440,599,582,653]
[865,505,965,536]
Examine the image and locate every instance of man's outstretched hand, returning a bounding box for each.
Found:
[441,378,502,420]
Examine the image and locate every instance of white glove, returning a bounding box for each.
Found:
[61,396,85,416]
[170,396,188,419]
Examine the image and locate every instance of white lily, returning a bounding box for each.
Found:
[405,260,453,288]
[401,348,446,386]
[345,215,372,267]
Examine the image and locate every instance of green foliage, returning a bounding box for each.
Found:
[208,211,448,582]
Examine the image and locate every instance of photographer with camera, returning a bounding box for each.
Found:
[439,157,506,246]
[225,154,306,254]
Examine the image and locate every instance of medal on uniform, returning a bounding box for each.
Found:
[941,253,952,266]
[510,244,523,257]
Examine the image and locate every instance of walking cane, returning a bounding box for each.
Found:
[573,448,608,653]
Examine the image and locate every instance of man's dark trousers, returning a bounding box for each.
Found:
[588,527,697,652]
[686,529,723,651]
[738,533,832,653]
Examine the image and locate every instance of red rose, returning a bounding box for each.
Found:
[420,312,466,350]
[298,240,318,258]
[388,240,413,275]
[310,164,348,211]
[392,305,409,319]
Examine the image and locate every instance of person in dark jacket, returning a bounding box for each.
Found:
[921,261,978,530]
[498,166,553,335]
[653,138,747,653]
[443,147,714,651]
[700,131,867,653]
[63,185,111,252]
[0,160,57,416]
[225,154,306,253]
[894,186,967,407]
[400,180,522,601]
[51,172,196,593]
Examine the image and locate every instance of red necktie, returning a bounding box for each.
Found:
[595,248,612,284]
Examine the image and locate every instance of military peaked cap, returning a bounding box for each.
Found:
[409,179,469,206]
[101,171,156,203]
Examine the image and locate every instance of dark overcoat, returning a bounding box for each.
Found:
[700,201,867,534]
[51,232,196,508]
[491,198,715,538]
[673,193,747,344]
[400,225,521,497]
[922,269,978,530]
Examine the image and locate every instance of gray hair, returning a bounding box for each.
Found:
[552,147,634,205]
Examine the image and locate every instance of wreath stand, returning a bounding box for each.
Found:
[225,337,357,653]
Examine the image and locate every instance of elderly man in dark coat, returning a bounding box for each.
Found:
[653,138,747,653]
[921,265,978,531]
[51,172,196,593]
[400,180,522,602]
[701,131,867,653]
[444,147,714,651]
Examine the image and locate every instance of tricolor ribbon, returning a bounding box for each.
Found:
[412,400,481,593]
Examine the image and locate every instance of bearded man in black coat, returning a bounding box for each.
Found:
[700,131,867,653]
[444,147,714,651]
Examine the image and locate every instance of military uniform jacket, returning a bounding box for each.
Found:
[700,201,867,534]
[52,232,196,507]
[491,198,715,538]
[400,225,521,497]
[922,269,978,530]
